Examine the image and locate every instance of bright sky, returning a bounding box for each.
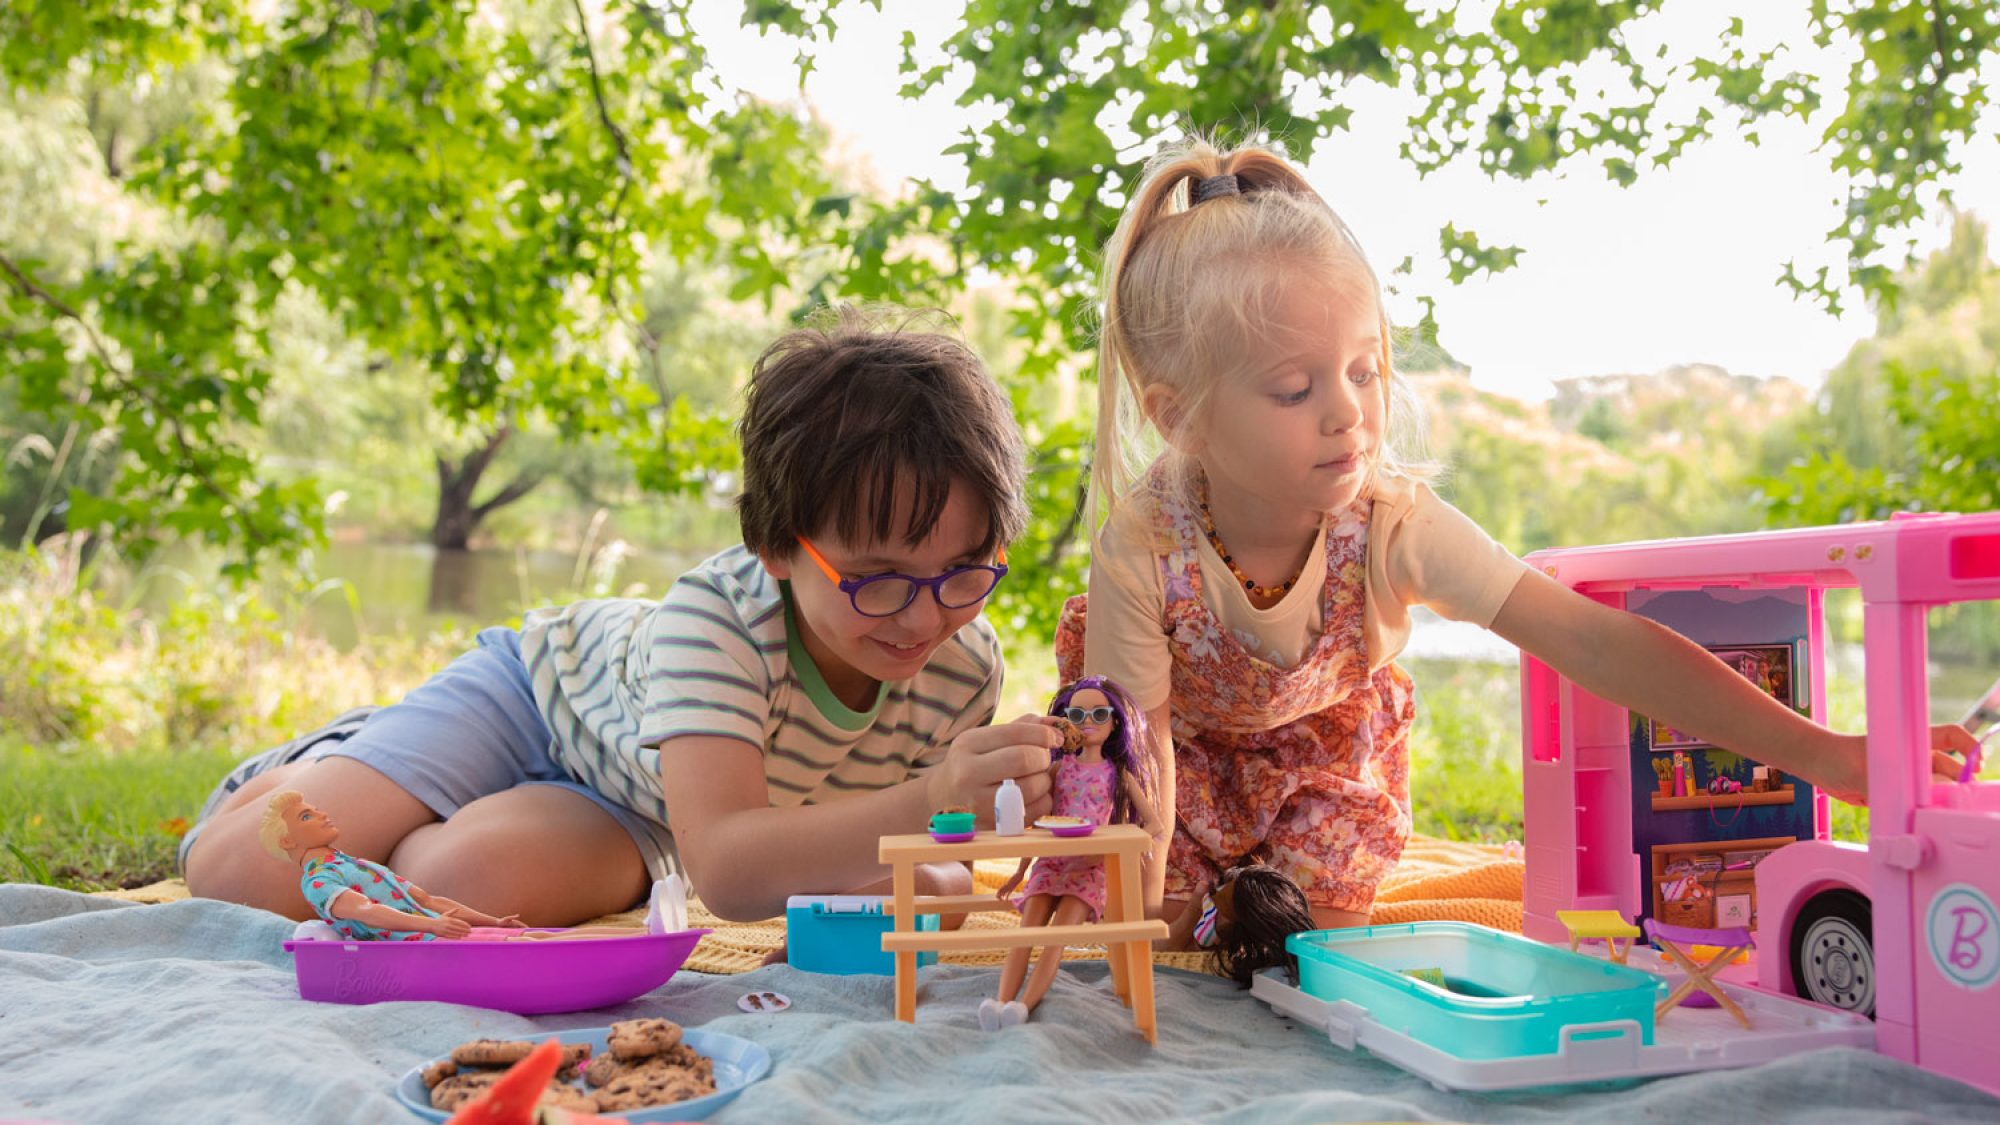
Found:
[689,0,2000,401]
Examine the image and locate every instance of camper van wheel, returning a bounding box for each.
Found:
[1790,889,1875,1018]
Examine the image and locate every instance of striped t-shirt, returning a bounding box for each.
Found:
[519,545,1005,826]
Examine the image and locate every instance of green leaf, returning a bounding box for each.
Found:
[1438,223,1526,283]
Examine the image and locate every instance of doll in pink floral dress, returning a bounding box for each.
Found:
[980,676,1163,1030]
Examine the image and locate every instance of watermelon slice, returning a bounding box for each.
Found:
[442,1039,625,1125]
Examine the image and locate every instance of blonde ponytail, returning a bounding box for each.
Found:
[1089,134,1434,531]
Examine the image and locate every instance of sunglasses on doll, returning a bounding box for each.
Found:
[1061,706,1115,726]
[797,537,1008,618]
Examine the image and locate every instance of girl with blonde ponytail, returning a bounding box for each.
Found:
[1059,134,1919,941]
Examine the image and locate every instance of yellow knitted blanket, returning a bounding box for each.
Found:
[100,835,1522,976]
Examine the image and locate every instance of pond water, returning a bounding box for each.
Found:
[288,540,709,647]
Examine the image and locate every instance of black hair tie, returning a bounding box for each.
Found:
[1192,173,1243,203]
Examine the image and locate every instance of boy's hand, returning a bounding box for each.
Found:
[926,716,1058,824]
[426,914,472,940]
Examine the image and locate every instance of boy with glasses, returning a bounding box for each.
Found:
[184,308,1059,925]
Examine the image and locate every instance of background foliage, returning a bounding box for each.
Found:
[2,2,1997,887]
[5,0,1996,633]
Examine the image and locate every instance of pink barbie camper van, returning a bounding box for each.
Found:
[1517,511,2000,1096]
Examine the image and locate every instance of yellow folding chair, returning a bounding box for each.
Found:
[1556,909,1641,965]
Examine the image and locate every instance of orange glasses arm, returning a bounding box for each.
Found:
[796,537,846,585]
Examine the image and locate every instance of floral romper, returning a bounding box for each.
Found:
[1013,756,1118,921]
[1056,475,1417,915]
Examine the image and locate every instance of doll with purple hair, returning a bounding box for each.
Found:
[980,676,1166,1030]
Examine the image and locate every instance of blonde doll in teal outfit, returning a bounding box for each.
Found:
[260,789,516,940]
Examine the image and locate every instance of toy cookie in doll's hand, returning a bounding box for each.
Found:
[259,789,523,941]
[1049,716,1086,756]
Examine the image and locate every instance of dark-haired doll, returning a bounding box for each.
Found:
[981,676,1165,1030]
[1166,862,1317,988]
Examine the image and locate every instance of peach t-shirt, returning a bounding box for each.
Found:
[1083,476,1531,712]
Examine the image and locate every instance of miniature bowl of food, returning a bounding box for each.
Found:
[1035,815,1096,838]
[395,1019,770,1122]
[928,809,977,842]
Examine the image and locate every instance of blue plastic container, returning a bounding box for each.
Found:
[785,895,939,975]
[1287,921,1666,1060]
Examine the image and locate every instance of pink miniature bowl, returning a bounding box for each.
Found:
[929,830,977,843]
[284,928,710,1014]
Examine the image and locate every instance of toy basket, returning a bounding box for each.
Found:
[1658,892,1714,929]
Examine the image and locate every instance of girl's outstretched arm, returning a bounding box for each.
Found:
[1490,569,1972,804]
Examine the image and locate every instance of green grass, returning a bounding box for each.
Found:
[0,541,467,892]
[0,737,241,891]
[1406,659,1527,842]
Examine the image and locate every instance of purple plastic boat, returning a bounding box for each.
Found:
[284,928,711,1014]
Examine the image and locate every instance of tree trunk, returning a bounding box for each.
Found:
[427,424,547,613]
[430,424,545,550]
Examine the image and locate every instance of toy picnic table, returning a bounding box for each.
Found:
[877,823,1169,1043]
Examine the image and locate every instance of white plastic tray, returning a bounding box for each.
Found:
[1252,965,1874,1091]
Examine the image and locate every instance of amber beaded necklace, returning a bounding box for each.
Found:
[1195,476,1306,600]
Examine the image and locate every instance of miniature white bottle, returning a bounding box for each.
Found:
[995,777,1026,836]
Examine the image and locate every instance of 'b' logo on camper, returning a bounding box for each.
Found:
[1928,885,2000,990]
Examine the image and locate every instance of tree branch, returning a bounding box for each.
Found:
[1036,445,1089,572]
[568,0,635,254]
[439,423,515,493]
[471,470,547,520]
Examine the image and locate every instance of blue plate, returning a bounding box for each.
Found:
[394,1025,770,1122]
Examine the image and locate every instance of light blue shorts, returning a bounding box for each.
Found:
[184,626,677,884]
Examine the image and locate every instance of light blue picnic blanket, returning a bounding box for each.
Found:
[3,884,1997,1124]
